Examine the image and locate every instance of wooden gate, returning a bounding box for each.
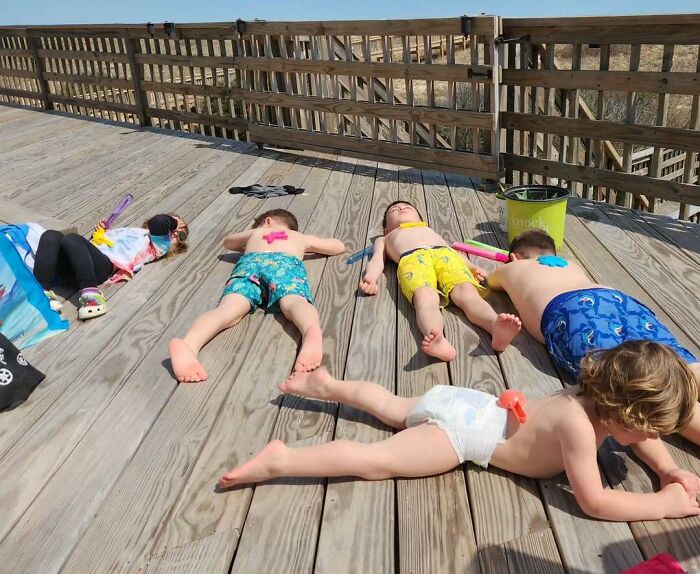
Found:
[236,17,503,179]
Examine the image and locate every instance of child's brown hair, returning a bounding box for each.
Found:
[579,340,697,435]
[381,201,424,230]
[253,209,298,231]
[508,229,556,259]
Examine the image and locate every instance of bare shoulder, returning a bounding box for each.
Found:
[553,395,596,444]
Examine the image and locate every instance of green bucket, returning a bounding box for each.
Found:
[505,185,570,249]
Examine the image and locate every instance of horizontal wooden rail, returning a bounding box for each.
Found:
[47,94,137,113]
[0,86,42,100]
[37,49,131,64]
[0,48,33,57]
[139,81,494,129]
[502,14,700,44]
[146,107,248,130]
[249,125,498,177]
[135,53,494,84]
[43,72,133,89]
[233,57,492,83]
[239,17,493,36]
[0,68,37,79]
[501,112,700,152]
[501,70,700,95]
[504,154,700,205]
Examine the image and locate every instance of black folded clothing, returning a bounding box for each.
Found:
[228,184,305,198]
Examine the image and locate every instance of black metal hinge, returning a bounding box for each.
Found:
[461,16,472,36]
[468,68,493,80]
[494,34,531,45]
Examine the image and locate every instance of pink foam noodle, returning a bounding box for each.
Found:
[452,242,510,263]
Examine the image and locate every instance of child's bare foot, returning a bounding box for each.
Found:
[279,366,333,400]
[421,328,457,361]
[168,338,208,382]
[218,440,287,488]
[294,325,323,372]
[491,313,522,352]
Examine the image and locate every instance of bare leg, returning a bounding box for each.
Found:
[278,295,323,372]
[219,423,459,488]
[169,293,250,382]
[450,282,521,352]
[279,367,419,429]
[413,286,455,361]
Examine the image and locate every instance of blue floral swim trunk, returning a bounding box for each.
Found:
[221,251,313,312]
[541,287,697,376]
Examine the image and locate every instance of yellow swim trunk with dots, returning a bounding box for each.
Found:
[397,246,486,306]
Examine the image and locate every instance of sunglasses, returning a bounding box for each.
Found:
[173,230,188,242]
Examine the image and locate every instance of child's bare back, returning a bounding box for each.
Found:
[237,226,317,260]
[490,258,599,341]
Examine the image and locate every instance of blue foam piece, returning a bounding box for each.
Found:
[346,245,373,264]
[537,255,569,268]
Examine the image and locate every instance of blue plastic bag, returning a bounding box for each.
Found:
[0,232,68,349]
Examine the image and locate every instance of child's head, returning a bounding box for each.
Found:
[144,213,189,254]
[382,201,424,233]
[508,229,556,260]
[252,209,298,231]
[579,341,697,442]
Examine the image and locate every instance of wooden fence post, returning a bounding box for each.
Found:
[26,32,52,111]
[124,34,150,127]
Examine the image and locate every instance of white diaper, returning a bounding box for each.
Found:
[405,385,507,467]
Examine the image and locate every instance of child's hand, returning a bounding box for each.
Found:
[661,468,700,497]
[359,276,379,296]
[660,482,700,518]
[470,265,488,283]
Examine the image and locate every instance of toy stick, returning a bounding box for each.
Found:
[346,245,373,265]
[452,241,510,263]
[104,193,134,229]
[462,239,509,256]
[498,390,527,423]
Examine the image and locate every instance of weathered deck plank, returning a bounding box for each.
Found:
[395,168,478,573]
[314,163,399,574]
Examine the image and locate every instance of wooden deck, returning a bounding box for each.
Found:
[1,104,700,574]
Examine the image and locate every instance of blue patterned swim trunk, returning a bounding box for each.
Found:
[221,251,313,312]
[541,288,697,376]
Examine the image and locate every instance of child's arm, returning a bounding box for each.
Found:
[631,439,700,496]
[304,235,346,256]
[560,419,700,521]
[223,230,253,251]
[486,265,507,291]
[359,237,386,296]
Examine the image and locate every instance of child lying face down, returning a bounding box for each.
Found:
[168,209,345,382]
[359,201,521,361]
[220,341,700,522]
[486,229,700,445]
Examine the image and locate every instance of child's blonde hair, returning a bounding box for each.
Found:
[579,340,697,435]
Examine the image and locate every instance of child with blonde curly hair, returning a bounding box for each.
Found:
[220,340,700,522]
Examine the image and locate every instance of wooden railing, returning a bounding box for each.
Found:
[499,15,700,218]
[1,15,699,218]
[0,18,502,180]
